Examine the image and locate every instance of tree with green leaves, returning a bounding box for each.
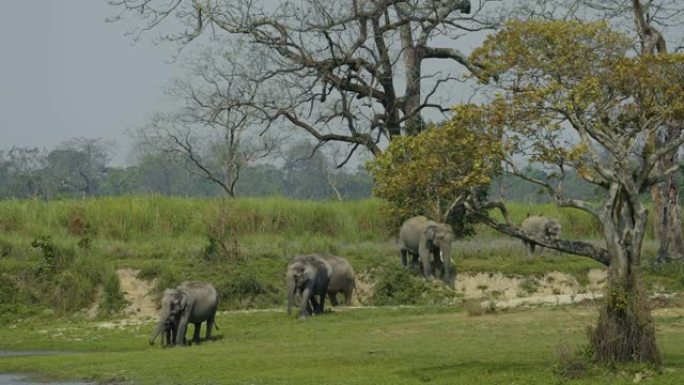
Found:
[516,0,684,264]
[372,20,684,364]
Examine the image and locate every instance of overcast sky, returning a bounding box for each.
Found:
[0,1,178,166]
[4,1,682,168]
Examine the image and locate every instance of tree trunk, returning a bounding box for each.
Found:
[590,203,660,364]
[589,271,660,364]
[651,149,684,263]
[633,0,684,264]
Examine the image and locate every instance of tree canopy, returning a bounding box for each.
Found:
[371,19,684,363]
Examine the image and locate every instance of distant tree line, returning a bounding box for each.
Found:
[0,138,372,201]
[1,136,638,203]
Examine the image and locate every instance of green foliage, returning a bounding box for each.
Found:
[217,266,281,308]
[0,196,392,241]
[368,111,502,229]
[0,196,679,320]
[371,264,458,306]
[100,269,127,315]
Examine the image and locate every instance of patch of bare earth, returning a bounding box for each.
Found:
[87,268,158,321]
[453,269,608,310]
[117,268,157,318]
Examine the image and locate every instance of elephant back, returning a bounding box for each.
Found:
[321,254,355,291]
[177,281,219,322]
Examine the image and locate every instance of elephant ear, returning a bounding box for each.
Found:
[424,225,437,241]
[171,291,188,313]
[178,291,189,311]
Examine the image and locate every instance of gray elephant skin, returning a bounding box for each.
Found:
[399,216,455,285]
[322,254,356,306]
[520,215,561,254]
[149,281,219,346]
[161,313,178,348]
[286,254,332,319]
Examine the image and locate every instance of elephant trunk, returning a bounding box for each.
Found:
[149,310,171,345]
[149,322,164,345]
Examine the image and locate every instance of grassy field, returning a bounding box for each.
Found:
[0,305,683,385]
[0,196,682,319]
[0,196,683,384]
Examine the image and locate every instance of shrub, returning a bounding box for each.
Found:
[464,298,484,316]
[553,343,589,380]
[100,270,127,315]
[217,267,280,308]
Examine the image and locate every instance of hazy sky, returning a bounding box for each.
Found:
[0,1,177,166]
[4,1,682,168]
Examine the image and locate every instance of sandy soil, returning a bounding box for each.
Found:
[87,268,157,320]
[117,268,157,318]
[92,265,612,319]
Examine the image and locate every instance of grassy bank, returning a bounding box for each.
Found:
[0,306,683,384]
[0,196,679,320]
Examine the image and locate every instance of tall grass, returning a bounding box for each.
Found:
[0,196,393,241]
[0,196,674,319]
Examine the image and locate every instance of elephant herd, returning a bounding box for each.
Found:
[149,253,357,347]
[149,214,560,347]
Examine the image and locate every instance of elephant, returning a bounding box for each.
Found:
[149,281,219,347]
[520,215,562,254]
[286,254,332,319]
[161,314,178,348]
[399,216,455,285]
[321,254,356,306]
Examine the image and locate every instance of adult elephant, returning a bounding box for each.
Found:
[149,281,219,347]
[520,215,562,254]
[321,254,356,306]
[399,216,455,285]
[286,254,332,319]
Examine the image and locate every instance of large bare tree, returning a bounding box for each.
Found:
[110,0,501,162]
[138,44,278,196]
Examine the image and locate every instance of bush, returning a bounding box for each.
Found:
[100,269,127,315]
[553,343,589,380]
[217,267,280,308]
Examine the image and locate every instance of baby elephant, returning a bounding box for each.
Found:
[286,254,332,319]
[321,254,356,307]
[149,281,219,347]
[520,215,561,254]
[161,314,178,348]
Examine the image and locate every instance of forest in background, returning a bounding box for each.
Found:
[0,137,612,203]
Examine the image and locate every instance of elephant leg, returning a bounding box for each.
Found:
[299,287,313,318]
[529,243,536,254]
[175,320,188,346]
[443,253,453,287]
[344,286,353,306]
[192,322,201,344]
[317,293,326,314]
[205,315,215,341]
[421,253,433,278]
[329,292,340,306]
[400,249,408,267]
[410,254,421,272]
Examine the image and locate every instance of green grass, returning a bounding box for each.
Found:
[1,196,681,320]
[1,197,683,383]
[0,306,683,384]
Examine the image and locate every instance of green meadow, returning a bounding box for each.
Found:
[0,196,683,384]
[1,306,684,384]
